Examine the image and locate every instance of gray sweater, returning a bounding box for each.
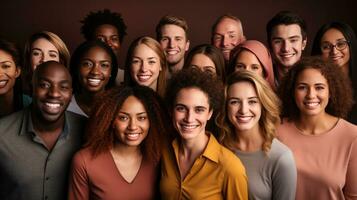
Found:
[235,139,296,200]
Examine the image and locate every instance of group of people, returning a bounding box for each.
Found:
[0,8,357,200]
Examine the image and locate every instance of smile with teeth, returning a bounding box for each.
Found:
[137,74,152,82]
[180,123,199,131]
[304,101,319,109]
[280,53,295,58]
[236,115,253,123]
[166,50,179,55]
[87,78,102,86]
[0,80,8,87]
[125,132,140,140]
[45,102,61,108]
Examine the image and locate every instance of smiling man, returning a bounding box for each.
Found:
[0,61,85,200]
[266,11,307,86]
[156,15,190,76]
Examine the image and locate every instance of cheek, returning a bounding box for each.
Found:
[227,106,237,122]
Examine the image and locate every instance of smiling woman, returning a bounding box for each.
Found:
[124,36,168,97]
[67,40,118,117]
[161,68,248,200]
[68,85,171,200]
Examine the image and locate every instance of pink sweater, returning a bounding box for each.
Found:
[277,119,357,200]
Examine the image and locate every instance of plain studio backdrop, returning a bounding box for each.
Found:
[1,0,355,67]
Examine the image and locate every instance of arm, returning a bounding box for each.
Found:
[68,151,90,200]
[272,150,297,200]
[344,137,357,200]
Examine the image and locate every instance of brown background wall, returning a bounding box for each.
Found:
[1,0,356,66]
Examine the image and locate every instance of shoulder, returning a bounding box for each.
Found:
[268,139,296,171]
[0,109,26,136]
[218,145,246,177]
[337,119,357,137]
[72,148,94,168]
[65,111,87,129]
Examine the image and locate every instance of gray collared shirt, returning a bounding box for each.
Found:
[0,108,85,200]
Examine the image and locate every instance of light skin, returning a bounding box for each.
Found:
[270,24,307,79]
[227,81,263,152]
[111,96,149,183]
[235,50,264,77]
[31,62,72,150]
[31,38,60,71]
[189,53,217,75]
[76,46,112,115]
[159,24,190,73]
[320,28,350,75]
[212,17,245,61]
[95,24,121,55]
[130,44,161,91]
[173,87,212,178]
[0,50,21,116]
[294,68,338,135]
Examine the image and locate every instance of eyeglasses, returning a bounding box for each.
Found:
[320,40,349,52]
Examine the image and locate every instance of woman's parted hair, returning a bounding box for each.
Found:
[279,56,354,120]
[217,70,281,153]
[124,36,168,97]
[84,85,171,164]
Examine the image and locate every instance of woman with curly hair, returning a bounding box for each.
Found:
[183,44,226,82]
[81,9,127,85]
[69,85,170,199]
[124,36,168,97]
[228,40,275,90]
[67,40,118,117]
[217,71,296,200]
[160,68,248,200]
[277,56,357,199]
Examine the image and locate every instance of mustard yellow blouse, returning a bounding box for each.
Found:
[160,133,248,200]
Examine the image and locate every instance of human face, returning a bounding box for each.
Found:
[113,96,149,147]
[270,24,307,71]
[227,81,261,133]
[79,46,112,93]
[159,24,189,68]
[95,24,120,54]
[320,28,350,69]
[0,50,21,96]
[32,63,72,122]
[31,38,60,71]
[173,88,213,141]
[130,44,161,90]
[294,68,329,118]
[212,18,245,61]
[235,50,264,77]
[189,53,217,75]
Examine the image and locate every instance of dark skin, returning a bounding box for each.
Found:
[31,61,72,151]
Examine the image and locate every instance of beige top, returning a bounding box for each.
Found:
[277,119,357,200]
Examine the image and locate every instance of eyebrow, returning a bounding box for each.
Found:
[32,48,59,54]
[147,57,158,60]
[119,111,147,115]
[0,61,14,64]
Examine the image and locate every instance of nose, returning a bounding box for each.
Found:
[48,85,60,98]
[168,39,176,48]
[307,87,316,98]
[282,41,291,52]
[221,36,229,47]
[89,63,101,75]
[184,109,194,122]
[238,101,248,114]
[330,45,339,55]
[128,118,138,130]
[140,62,148,72]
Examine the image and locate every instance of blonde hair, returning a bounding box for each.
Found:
[124,36,168,97]
[217,71,281,153]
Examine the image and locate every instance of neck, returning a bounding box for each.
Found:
[169,59,184,74]
[149,80,158,92]
[179,131,209,160]
[235,126,264,152]
[31,109,64,134]
[277,65,289,82]
[0,90,15,117]
[112,142,142,159]
[295,112,338,135]
[341,63,350,77]
[76,90,103,115]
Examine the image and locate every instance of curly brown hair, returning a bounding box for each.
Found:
[217,71,281,153]
[279,56,354,120]
[84,85,172,164]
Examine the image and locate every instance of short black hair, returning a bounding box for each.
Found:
[81,9,127,43]
[266,10,307,46]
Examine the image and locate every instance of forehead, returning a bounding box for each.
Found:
[95,24,119,35]
[32,38,58,51]
[133,44,159,58]
[321,28,346,42]
[176,87,210,106]
[228,81,257,97]
[191,53,215,65]
[0,49,14,62]
[296,68,327,83]
[215,18,241,34]
[236,49,259,62]
[82,46,111,59]
[37,63,71,82]
[120,96,146,112]
[271,24,302,38]
[161,24,186,37]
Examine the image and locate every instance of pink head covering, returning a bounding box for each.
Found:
[229,40,275,90]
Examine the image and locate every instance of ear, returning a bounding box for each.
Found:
[185,40,190,51]
[302,37,307,51]
[15,67,21,78]
[207,109,213,121]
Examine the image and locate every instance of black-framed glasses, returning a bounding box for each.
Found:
[320,40,349,52]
